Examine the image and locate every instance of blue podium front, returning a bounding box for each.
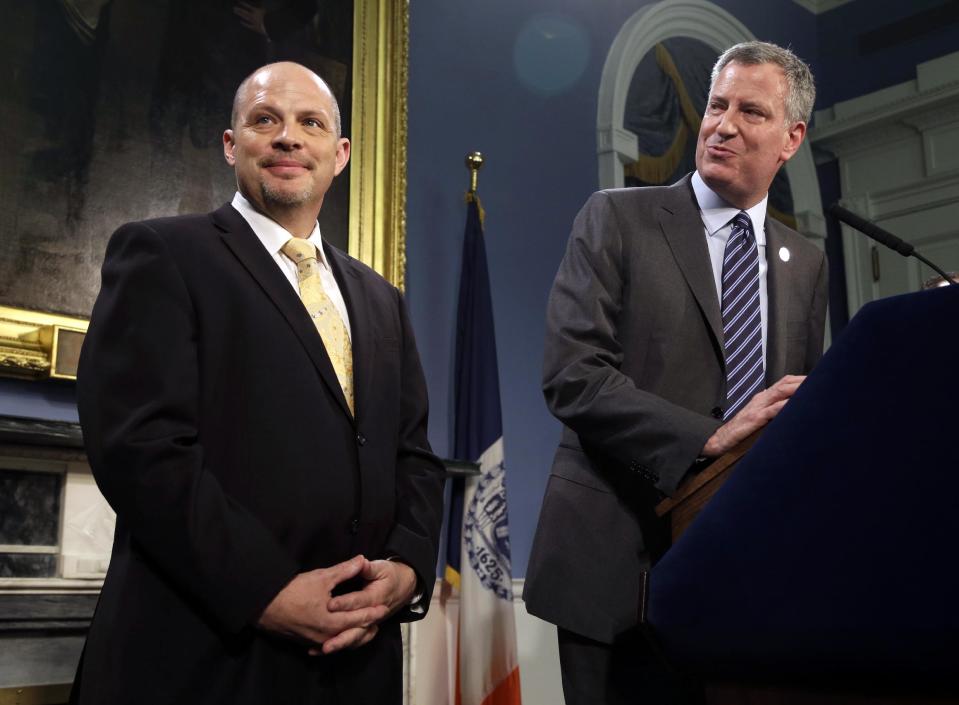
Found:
[649,285,959,685]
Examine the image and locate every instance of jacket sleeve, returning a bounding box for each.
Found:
[78,222,300,634]
[382,288,446,620]
[542,191,721,496]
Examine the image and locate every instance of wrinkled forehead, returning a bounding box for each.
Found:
[711,62,787,101]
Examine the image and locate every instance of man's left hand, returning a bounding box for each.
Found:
[328,559,417,616]
[313,560,417,654]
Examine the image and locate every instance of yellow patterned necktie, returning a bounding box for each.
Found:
[280,238,354,414]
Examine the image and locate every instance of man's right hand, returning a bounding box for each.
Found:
[702,374,806,457]
[257,555,388,651]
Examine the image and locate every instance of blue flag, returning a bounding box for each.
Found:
[443,193,521,704]
[445,194,502,586]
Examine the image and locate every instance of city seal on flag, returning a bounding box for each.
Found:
[464,449,513,601]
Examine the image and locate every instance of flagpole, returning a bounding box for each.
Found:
[465,151,483,194]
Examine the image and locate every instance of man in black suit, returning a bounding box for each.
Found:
[74,61,445,704]
[524,41,828,704]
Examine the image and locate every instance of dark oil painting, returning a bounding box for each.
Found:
[0,0,353,318]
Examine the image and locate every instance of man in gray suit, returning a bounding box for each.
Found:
[524,41,828,704]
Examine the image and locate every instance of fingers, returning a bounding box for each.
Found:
[332,604,390,632]
[319,623,380,654]
[363,558,388,576]
[328,560,393,612]
[328,585,381,612]
[704,376,806,457]
[307,624,379,656]
[320,555,368,587]
[300,603,387,646]
[353,624,380,649]
[767,375,805,397]
[750,376,804,409]
[763,398,788,420]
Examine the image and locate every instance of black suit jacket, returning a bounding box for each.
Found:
[74,204,445,704]
[524,176,828,644]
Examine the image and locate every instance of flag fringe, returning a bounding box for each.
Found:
[444,565,461,590]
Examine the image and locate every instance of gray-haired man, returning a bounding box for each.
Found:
[525,41,828,704]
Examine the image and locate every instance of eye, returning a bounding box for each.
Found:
[252,114,274,125]
[303,117,323,128]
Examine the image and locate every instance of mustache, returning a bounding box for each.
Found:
[259,156,313,169]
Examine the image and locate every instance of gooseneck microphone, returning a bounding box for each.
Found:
[827,204,957,286]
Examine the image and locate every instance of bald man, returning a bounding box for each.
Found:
[73,62,445,705]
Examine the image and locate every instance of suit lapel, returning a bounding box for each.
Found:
[764,218,791,384]
[325,244,373,421]
[210,204,354,420]
[658,176,724,354]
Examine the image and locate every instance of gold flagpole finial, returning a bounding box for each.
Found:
[466,151,484,193]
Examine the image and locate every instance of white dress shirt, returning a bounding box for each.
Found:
[231,192,352,339]
[691,171,769,359]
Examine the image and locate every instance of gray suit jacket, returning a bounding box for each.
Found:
[523,175,828,644]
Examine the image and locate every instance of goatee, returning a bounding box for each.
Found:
[260,182,314,207]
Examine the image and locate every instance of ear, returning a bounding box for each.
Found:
[223,129,236,166]
[780,121,806,163]
[333,137,351,177]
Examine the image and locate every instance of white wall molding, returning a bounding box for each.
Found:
[815,51,959,315]
[865,171,959,221]
[813,51,959,150]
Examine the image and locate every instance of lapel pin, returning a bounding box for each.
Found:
[779,247,791,262]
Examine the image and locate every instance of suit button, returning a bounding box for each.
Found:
[350,518,360,534]
[711,407,723,419]
[356,432,366,446]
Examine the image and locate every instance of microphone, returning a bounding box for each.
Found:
[826,204,956,286]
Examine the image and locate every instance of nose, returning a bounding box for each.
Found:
[272,120,302,151]
[715,110,739,138]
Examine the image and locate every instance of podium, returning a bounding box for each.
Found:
[655,431,759,542]
[647,285,959,702]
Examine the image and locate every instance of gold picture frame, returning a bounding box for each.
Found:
[350,0,408,289]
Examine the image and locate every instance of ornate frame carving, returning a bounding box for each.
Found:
[350,0,409,289]
[0,307,88,381]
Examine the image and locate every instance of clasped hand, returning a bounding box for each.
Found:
[257,554,417,655]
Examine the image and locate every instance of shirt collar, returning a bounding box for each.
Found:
[691,171,768,246]
[230,192,329,269]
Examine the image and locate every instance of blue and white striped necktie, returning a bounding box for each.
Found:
[721,211,764,420]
